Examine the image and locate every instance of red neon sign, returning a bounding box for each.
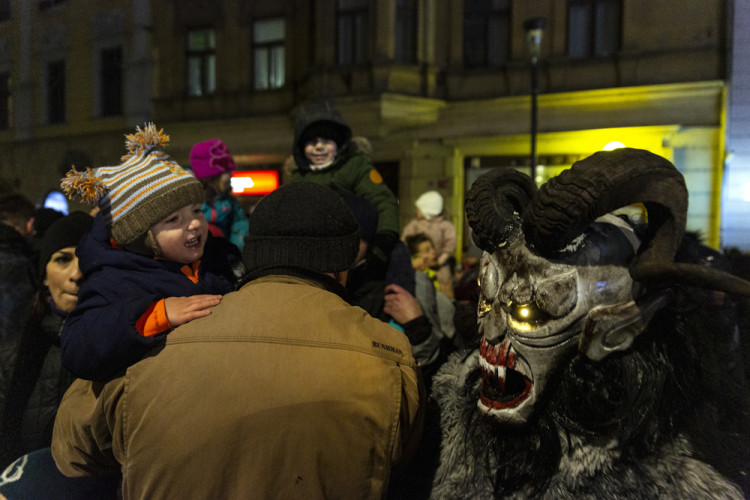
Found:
[230,170,279,196]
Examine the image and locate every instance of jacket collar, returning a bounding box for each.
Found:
[242,266,354,305]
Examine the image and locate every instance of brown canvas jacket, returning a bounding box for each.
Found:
[52,274,424,499]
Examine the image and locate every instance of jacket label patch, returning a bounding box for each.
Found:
[372,340,403,356]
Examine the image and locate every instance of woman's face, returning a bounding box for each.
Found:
[45,246,83,312]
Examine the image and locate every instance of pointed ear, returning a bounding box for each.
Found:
[579,295,669,361]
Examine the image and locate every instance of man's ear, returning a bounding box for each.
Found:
[25,217,35,237]
[333,270,348,287]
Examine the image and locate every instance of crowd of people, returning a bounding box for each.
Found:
[0,101,477,499]
[1,100,749,499]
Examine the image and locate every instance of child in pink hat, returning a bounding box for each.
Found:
[190,139,249,251]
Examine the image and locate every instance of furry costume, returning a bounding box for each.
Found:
[430,149,750,498]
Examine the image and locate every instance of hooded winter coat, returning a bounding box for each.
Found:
[0,308,73,469]
[290,101,400,237]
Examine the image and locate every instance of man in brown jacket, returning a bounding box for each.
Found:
[51,182,425,499]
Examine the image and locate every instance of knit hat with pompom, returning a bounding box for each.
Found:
[60,123,203,246]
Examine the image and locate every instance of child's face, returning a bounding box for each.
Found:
[304,137,338,166]
[209,172,233,195]
[415,240,438,269]
[151,204,208,264]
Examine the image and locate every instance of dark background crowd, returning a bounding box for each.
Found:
[1,102,749,499]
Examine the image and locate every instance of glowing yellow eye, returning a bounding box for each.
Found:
[506,302,550,327]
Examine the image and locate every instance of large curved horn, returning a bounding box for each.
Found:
[465,168,538,251]
[523,148,750,296]
[523,148,683,258]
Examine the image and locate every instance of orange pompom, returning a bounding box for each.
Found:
[122,123,170,161]
[60,166,107,205]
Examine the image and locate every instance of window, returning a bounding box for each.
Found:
[253,18,285,91]
[337,0,369,66]
[39,0,65,10]
[567,0,621,59]
[395,0,417,64]
[0,0,10,22]
[0,72,10,129]
[463,0,510,67]
[46,60,65,124]
[187,29,216,97]
[100,47,122,116]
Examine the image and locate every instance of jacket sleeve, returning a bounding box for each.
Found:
[391,354,426,474]
[343,155,400,236]
[51,378,122,477]
[61,277,165,382]
[229,197,249,251]
[401,316,442,374]
[439,219,458,259]
[400,219,419,242]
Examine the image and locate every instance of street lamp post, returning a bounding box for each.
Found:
[523,17,546,185]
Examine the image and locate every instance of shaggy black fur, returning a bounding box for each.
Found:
[437,236,750,498]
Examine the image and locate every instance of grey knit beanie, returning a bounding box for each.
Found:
[243,182,360,274]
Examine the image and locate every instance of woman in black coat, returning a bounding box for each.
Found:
[0,212,93,468]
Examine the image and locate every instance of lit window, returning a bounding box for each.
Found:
[187,29,216,97]
[100,47,122,116]
[463,0,510,67]
[395,0,417,64]
[337,0,369,66]
[46,60,65,124]
[253,18,285,91]
[0,72,10,129]
[567,0,621,59]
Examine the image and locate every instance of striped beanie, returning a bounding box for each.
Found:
[60,123,203,246]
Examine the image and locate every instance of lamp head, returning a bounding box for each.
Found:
[523,17,546,62]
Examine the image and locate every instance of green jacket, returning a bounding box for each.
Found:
[291,150,400,235]
[291,100,400,236]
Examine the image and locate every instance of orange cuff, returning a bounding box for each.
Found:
[136,299,171,337]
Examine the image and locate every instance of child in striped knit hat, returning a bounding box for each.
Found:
[59,124,245,381]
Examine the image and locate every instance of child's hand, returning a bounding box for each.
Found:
[165,295,222,327]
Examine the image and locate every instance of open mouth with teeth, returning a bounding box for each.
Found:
[478,337,533,410]
[185,236,202,248]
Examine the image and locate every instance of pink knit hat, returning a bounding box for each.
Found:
[189,139,237,179]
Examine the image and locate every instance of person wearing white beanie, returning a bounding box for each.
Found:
[401,191,457,298]
[414,191,444,220]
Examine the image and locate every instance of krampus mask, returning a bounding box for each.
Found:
[464,148,750,426]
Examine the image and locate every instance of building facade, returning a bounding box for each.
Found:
[0,0,746,253]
